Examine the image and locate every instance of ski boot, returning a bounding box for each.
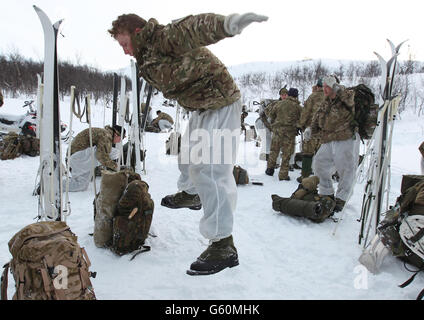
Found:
[161,191,202,210]
[187,235,239,276]
[265,168,274,176]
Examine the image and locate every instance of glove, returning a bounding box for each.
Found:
[304,127,312,142]
[224,12,268,36]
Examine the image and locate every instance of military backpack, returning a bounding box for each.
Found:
[0,133,22,160]
[378,175,424,269]
[0,133,40,160]
[347,84,379,141]
[233,165,249,185]
[112,179,154,258]
[1,221,96,300]
[93,169,154,258]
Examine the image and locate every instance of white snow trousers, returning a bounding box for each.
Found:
[255,118,271,157]
[421,156,424,175]
[68,147,119,192]
[158,119,173,131]
[312,134,360,201]
[177,99,242,241]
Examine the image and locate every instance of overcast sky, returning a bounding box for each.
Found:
[1,0,422,72]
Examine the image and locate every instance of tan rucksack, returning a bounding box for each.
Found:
[93,169,154,259]
[1,221,96,300]
[20,135,40,157]
[112,180,154,258]
[0,132,22,160]
[233,165,249,185]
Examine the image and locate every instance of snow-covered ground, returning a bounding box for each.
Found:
[1,90,423,300]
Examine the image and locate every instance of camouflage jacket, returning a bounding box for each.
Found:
[70,126,117,170]
[131,14,241,112]
[268,97,302,135]
[298,87,325,130]
[311,87,355,144]
[151,112,174,126]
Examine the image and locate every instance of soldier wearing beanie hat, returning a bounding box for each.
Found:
[288,88,299,98]
[310,74,359,212]
[279,87,289,96]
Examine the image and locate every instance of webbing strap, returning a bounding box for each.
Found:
[130,246,151,261]
[40,268,53,299]
[1,263,10,300]
[410,227,424,243]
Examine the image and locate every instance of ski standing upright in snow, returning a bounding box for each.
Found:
[33,6,65,221]
[358,39,406,247]
[127,61,153,174]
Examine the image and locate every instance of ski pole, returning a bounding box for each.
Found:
[86,95,98,211]
[63,85,76,221]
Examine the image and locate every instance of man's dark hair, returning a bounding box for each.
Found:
[112,125,126,138]
[108,14,147,37]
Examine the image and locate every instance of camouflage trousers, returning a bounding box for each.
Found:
[301,136,321,156]
[267,130,296,179]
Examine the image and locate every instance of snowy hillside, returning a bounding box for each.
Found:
[0,76,423,301]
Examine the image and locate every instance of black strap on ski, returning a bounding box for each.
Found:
[140,83,153,133]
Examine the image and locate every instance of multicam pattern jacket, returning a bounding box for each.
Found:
[311,87,355,144]
[151,112,174,126]
[267,97,302,136]
[298,87,325,130]
[70,126,117,170]
[131,14,241,112]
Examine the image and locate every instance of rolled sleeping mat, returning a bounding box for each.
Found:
[272,195,322,219]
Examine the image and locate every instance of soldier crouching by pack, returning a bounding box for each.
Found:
[68,125,124,192]
[310,75,360,212]
[109,12,268,275]
[150,110,174,131]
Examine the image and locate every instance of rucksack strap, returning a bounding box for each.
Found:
[410,227,424,243]
[130,246,151,261]
[399,270,421,288]
[1,263,10,300]
[417,288,424,300]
